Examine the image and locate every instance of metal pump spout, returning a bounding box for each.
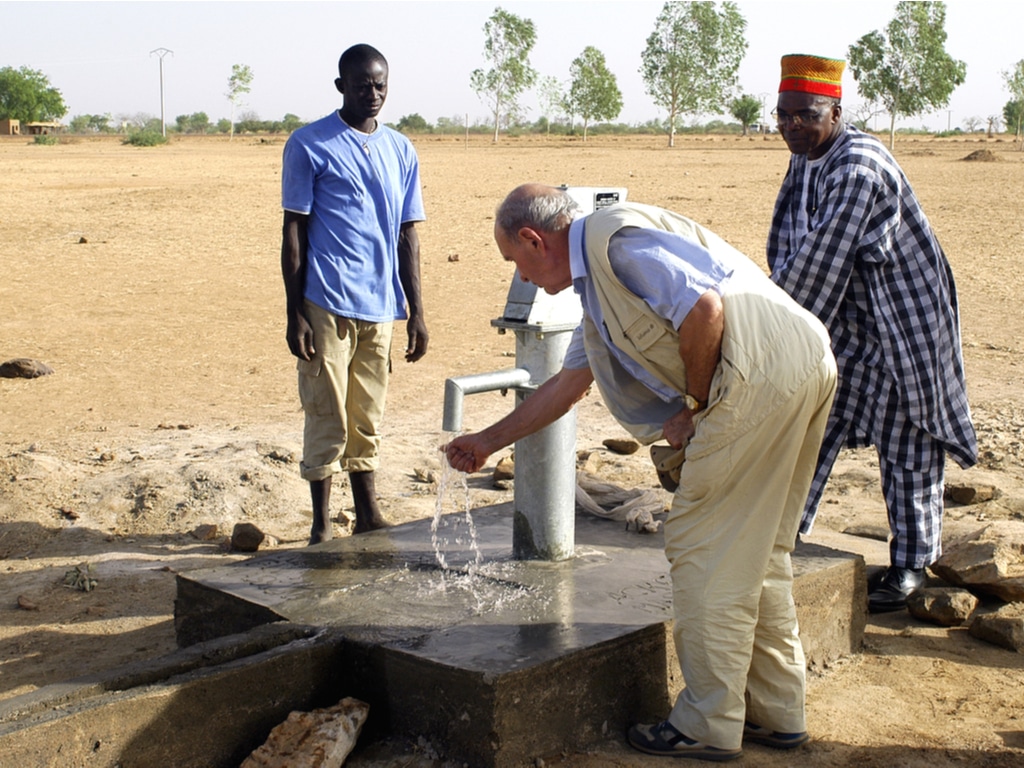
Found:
[442,368,532,433]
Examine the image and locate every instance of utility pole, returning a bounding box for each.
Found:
[946,110,952,132]
[150,47,173,136]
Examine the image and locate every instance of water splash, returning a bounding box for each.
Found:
[432,433,486,602]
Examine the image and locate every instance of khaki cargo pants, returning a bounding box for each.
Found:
[297,300,392,481]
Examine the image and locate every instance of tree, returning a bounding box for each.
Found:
[845,99,885,132]
[568,47,623,141]
[226,63,254,141]
[729,94,761,135]
[281,113,304,133]
[175,112,210,134]
[537,75,568,134]
[470,7,537,142]
[0,66,67,122]
[1004,100,1024,143]
[68,113,112,134]
[396,113,431,133]
[962,115,983,134]
[1003,60,1024,150]
[639,1,747,147]
[847,1,966,150]
[987,115,1002,138]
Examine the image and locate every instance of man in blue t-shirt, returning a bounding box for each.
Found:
[281,44,427,545]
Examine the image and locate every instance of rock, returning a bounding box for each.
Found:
[841,524,890,542]
[906,587,979,626]
[241,696,369,768]
[231,522,266,552]
[969,604,1024,652]
[945,483,999,505]
[0,358,54,379]
[602,438,640,455]
[190,523,220,541]
[493,455,515,482]
[17,595,39,611]
[413,467,436,484]
[930,521,1024,601]
[265,447,297,464]
[577,450,602,475]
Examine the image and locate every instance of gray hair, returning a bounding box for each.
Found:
[495,185,581,238]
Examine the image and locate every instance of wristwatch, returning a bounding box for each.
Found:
[684,393,705,413]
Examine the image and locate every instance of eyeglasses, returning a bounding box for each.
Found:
[771,109,827,126]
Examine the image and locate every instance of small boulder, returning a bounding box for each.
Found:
[930,521,1024,602]
[241,696,369,768]
[577,450,602,475]
[493,455,515,482]
[602,438,640,455]
[841,524,890,542]
[906,587,978,626]
[945,483,999,505]
[191,523,220,541]
[0,358,54,379]
[969,604,1024,652]
[231,522,266,552]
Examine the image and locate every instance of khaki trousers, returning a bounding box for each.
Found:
[665,352,837,750]
[297,300,392,480]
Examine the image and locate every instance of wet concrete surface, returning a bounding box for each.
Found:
[178,504,674,668]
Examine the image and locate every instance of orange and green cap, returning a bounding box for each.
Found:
[779,54,845,98]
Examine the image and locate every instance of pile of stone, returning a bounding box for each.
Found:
[909,519,1024,652]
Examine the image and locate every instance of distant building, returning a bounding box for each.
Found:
[0,119,64,135]
[24,121,63,135]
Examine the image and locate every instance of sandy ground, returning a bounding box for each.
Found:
[2,132,1024,767]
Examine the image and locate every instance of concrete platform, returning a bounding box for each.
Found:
[172,503,866,767]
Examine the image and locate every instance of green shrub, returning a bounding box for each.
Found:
[123,130,168,147]
[32,134,60,145]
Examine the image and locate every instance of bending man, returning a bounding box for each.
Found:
[446,184,836,761]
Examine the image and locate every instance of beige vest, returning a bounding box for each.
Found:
[581,203,831,455]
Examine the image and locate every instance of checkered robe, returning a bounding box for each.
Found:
[767,124,978,525]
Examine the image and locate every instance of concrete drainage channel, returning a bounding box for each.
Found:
[0,506,866,768]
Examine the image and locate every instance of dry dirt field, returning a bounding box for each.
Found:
[2,131,1024,767]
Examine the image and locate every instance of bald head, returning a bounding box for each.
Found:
[495,184,581,240]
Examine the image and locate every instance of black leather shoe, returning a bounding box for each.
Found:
[868,566,927,613]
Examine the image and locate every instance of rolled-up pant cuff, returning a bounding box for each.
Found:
[300,460,342,482]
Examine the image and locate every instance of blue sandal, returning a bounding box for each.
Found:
[627,720,742,761]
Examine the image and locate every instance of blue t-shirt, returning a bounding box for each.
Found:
[282,112,425,322]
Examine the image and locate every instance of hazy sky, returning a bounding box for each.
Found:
[4,1,1021,131]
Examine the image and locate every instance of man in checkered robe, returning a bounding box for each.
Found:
[767,54,978,612]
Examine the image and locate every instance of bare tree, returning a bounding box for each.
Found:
[962,115,983,134]
[987,115,1002,138]
[845,99,886,132]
